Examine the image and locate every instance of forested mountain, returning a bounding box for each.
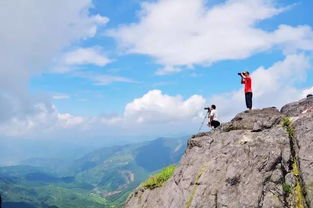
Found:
[0,136,188,208]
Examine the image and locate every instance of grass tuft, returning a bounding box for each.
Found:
[185,165,207,208]
[282,117,292,128]
[282,117,305,208]
[282,117,295,137]
[292,161,305,208]
[282,182,292,195]
[141,165,176,190]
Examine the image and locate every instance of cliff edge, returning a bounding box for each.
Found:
[125,97,313,208]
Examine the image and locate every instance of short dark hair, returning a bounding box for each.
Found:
[245,71,250,75]
[211,104,216,109]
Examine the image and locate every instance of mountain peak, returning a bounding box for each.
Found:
[125,97,313,208]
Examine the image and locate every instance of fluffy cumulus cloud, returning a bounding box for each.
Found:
[123,90,205,123]
[208,54,312,121]
[0,103,86,136]
[52,47,111,73]
[0,0,107,136]
[108,0,313,73]
[101,90,207,135]
[0,89,206,137]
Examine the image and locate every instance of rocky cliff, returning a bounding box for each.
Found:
[125,97,313,208]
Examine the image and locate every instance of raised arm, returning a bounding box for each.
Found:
[240,72,246,84]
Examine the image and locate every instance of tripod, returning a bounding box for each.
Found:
[198,110,211,133]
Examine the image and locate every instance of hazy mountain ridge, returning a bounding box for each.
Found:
[0,136,188,208]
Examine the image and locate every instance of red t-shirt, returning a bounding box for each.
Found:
[241,76,252,93]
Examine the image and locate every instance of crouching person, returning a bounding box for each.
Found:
[208,105,220,128]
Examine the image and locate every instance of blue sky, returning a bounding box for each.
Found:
[0,0,313,140]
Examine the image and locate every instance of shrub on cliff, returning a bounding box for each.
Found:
[141,165,176,190]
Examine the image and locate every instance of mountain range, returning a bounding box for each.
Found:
[0,136,188,208]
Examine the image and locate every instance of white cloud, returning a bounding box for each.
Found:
[0,0,108,134]
[302,87,313,97]
[155,65,182,75]
[1,0,312,139]
[93,14,110,24]
[52,94,70,100]
[74,73,137,85]
[52,47,111,73]
[64,47,111,66]
[0,98,92,136]
[93,75,136,85]
[57,113,85,128]
[0,90,206,137]
[0,103,57,136]
[0,0,107,84]
[109,90,206,124]
[208,54,312,121]
[0,104,87,136]
[272,25,313,54]
[108,0,313,72]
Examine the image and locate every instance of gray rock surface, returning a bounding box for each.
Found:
[125,99,313,208]
[291,110,313,207]
[222,107,283,132]
[281,96,313,117]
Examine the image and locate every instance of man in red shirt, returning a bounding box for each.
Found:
[240,71,253,110]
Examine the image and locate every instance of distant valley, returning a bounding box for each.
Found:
[0,136,188,208]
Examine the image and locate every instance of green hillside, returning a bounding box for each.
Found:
[0,137,188,208]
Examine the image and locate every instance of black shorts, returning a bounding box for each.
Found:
[210,120,220,128]
[245,92,253,109]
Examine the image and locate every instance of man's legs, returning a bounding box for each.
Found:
[245,92,253,110]
[211,120,220,128]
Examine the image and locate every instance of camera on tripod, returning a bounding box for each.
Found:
[204,107,211,113]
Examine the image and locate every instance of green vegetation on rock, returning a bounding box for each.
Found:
[185,165,207,208]
[292,161,305,208]
[282,182,292,195]
[282,117,295,137]
[141,165,176,190]
[282,117,292,127]
[282,117,305,208]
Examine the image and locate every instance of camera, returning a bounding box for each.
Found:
[237,72,243,76]
[204,107,211,112]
